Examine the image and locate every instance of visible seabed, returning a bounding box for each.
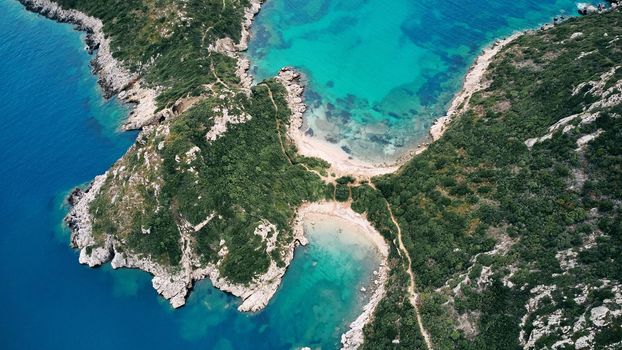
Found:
[248,0,599,167]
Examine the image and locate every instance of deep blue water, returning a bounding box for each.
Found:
[0,1,381,349]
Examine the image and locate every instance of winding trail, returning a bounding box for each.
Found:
[385,200,434,350]
[261,82,335,182]
[261,83,293,165]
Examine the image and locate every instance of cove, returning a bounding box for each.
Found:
[0,1,384,349]
[248,0,597,163]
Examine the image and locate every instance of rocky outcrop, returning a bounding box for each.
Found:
[524,64,622,150]
[341,262,388,350]
[18,0,158,130]
[67,174,309,311]
[46,0,299,311]
[276,67,307,135]
[65,174,111,267]
[52,0,300,311]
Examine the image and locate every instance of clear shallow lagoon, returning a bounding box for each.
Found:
[0,4,380,347]
[249,0,595,163]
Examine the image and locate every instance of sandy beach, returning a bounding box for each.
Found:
[294,133,400,178]
[296,202,389,258]
[292,202,389,349]
[278,32,522,180]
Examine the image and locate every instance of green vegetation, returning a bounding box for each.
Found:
[335,183,350,202]
[357,10,622,349]
[57,0,329,284]
[90,80,325,281]
[56,0,250,107]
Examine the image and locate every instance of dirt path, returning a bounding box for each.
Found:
[261,83,294,166]
[261,83,336,183]
[385,201,434,350]
[211,62,231,90]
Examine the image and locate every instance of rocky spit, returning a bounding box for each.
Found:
[18,0,159,131]
[65,153,310,311]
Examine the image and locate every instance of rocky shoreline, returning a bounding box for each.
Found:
[276,67,399,179]
[18,0,159,131]
[52,0,295,312]
[209,0,262,91]
[50,0,326,314]
[64,142,310,311]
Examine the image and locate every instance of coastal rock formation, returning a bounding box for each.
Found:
[39,0,315,313]
[26,0,315,313]
[66,174,112,267]
[208,0,262,91]
[19,0,158,131]
[276,67,399,179]
[66,166,311,311]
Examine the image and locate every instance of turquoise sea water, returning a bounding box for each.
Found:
[249,0,595,162]
[0,1,380,349]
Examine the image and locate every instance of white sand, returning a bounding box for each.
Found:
[277,68,399,179]
[281,33,521,179]
[293,134,399,178]
[292,202,389,350]
[295,202,389,258]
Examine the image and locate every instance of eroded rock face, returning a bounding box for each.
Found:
[276,67,307,134]
[65,174,111,267]
[19,0,158,130]
[67,176,311,311]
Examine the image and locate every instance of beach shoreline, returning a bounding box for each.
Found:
[429,32,523,141]
[275,31,524,179]
[291,202,390,350]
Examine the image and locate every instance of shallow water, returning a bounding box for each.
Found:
[0,1,380,349]
[249,0,595,163]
